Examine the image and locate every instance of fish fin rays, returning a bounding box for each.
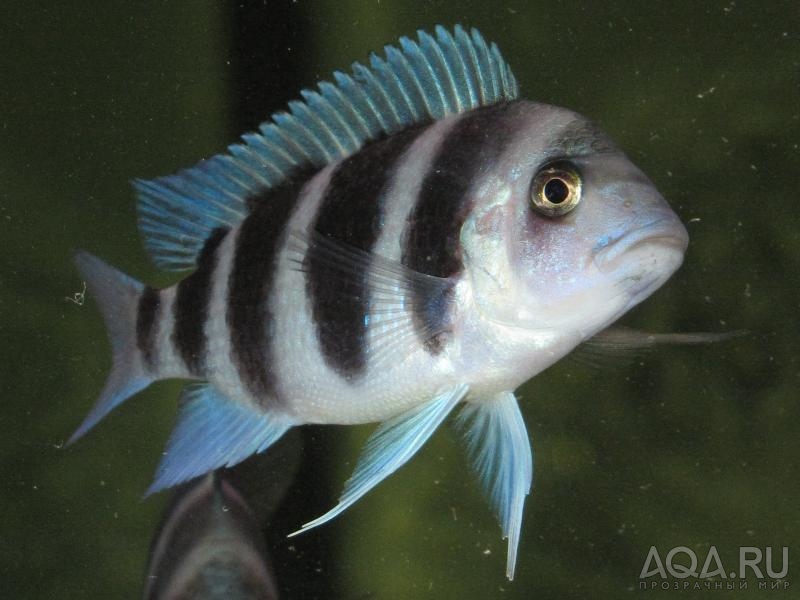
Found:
[287,228,454,366]
[571,325,746,369]
[135,160,249,272]
[288,383,469,537]
[68,252,152,445]
[146,384,293,495]
[455,392,533,581]
[135,25,518,271]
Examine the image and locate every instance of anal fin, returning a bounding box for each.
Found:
[456,392,532,581]
[146,384,293,495]
[289,383,469,537]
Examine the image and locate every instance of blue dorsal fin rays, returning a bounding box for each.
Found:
[146,384,293,496]
[455,392,533,581]
[288,384,469,537]
[135,25,519,271]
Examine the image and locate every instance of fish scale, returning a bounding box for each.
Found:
[69,25,690,580]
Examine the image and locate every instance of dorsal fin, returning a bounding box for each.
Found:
[135,25,519,271]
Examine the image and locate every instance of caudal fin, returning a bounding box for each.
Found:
[68,251,153,444]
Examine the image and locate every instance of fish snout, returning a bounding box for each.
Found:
[592,215,689,274]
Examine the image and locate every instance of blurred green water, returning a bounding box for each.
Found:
[1,1,798,598]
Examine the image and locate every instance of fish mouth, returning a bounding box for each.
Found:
[592,217,689,274]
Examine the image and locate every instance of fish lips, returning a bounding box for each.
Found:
[592,217,689,275]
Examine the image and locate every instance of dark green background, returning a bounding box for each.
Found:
[2,1,798,598]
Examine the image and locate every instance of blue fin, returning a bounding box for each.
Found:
[136,25,519,271]
[455,392,533,580]
[289,384,469,537]
[68,252,152,444]
[146,384,293,495]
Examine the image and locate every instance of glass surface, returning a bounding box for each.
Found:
[2,1,798,598]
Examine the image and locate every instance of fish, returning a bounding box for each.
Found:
[69,25,691,580]
[143,431,302,599]
[143,472,279,599]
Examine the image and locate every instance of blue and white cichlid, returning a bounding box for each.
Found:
[70,26,689,579]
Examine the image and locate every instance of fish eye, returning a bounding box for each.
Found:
[530,161,582,217]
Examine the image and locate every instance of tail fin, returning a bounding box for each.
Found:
[68,251,153,445]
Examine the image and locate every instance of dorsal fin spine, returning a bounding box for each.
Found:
[281,104,332,162]
[369,52,411,123]
[386,45,427,120]
[270,113,317,162]
[438,27,473,109]
[413,34,451,115]
[472,30,494,102]
[450,27,481,106]
[492,43,511,97]
[422,29,461,114]
[228,144,283,180]
[465,28,489,104]
[328,87,366,147]
[332,72,382,135]
[226,144,277,184]
[484,38,501,99]
[320,79,373,139]
[357,61,404,129]
[289,99,342,159]
[220,154,274,195]
[397,37,438,117]
[244,132,296,173]
[301,90,359,151]
[420,30,457,112]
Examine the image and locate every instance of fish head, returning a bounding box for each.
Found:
[461,101,688,341]
[143,474,279,599]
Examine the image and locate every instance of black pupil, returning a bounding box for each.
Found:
[543,177,569,204]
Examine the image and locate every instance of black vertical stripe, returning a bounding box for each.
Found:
[402,102,521,353]
[305,126,425,379]
[228,176,310,401]
[172,228,228,374]
[136,286,161,370]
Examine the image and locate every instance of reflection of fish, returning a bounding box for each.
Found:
[143,472,279,600]
[69,26,689,578]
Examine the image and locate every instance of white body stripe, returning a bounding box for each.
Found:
[151,287,193,380]
[202,229,255,408]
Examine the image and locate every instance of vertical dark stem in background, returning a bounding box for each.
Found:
[228,2,310,133]
[226,4,340,598]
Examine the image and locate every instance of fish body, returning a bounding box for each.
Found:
[143,473,279,600]
[70,26,688,579]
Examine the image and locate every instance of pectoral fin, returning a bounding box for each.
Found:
[287,228,456,366]
[456,392,533,581]
[289,383,469,537]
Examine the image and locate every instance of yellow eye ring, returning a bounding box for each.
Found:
[530,161,582,217]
